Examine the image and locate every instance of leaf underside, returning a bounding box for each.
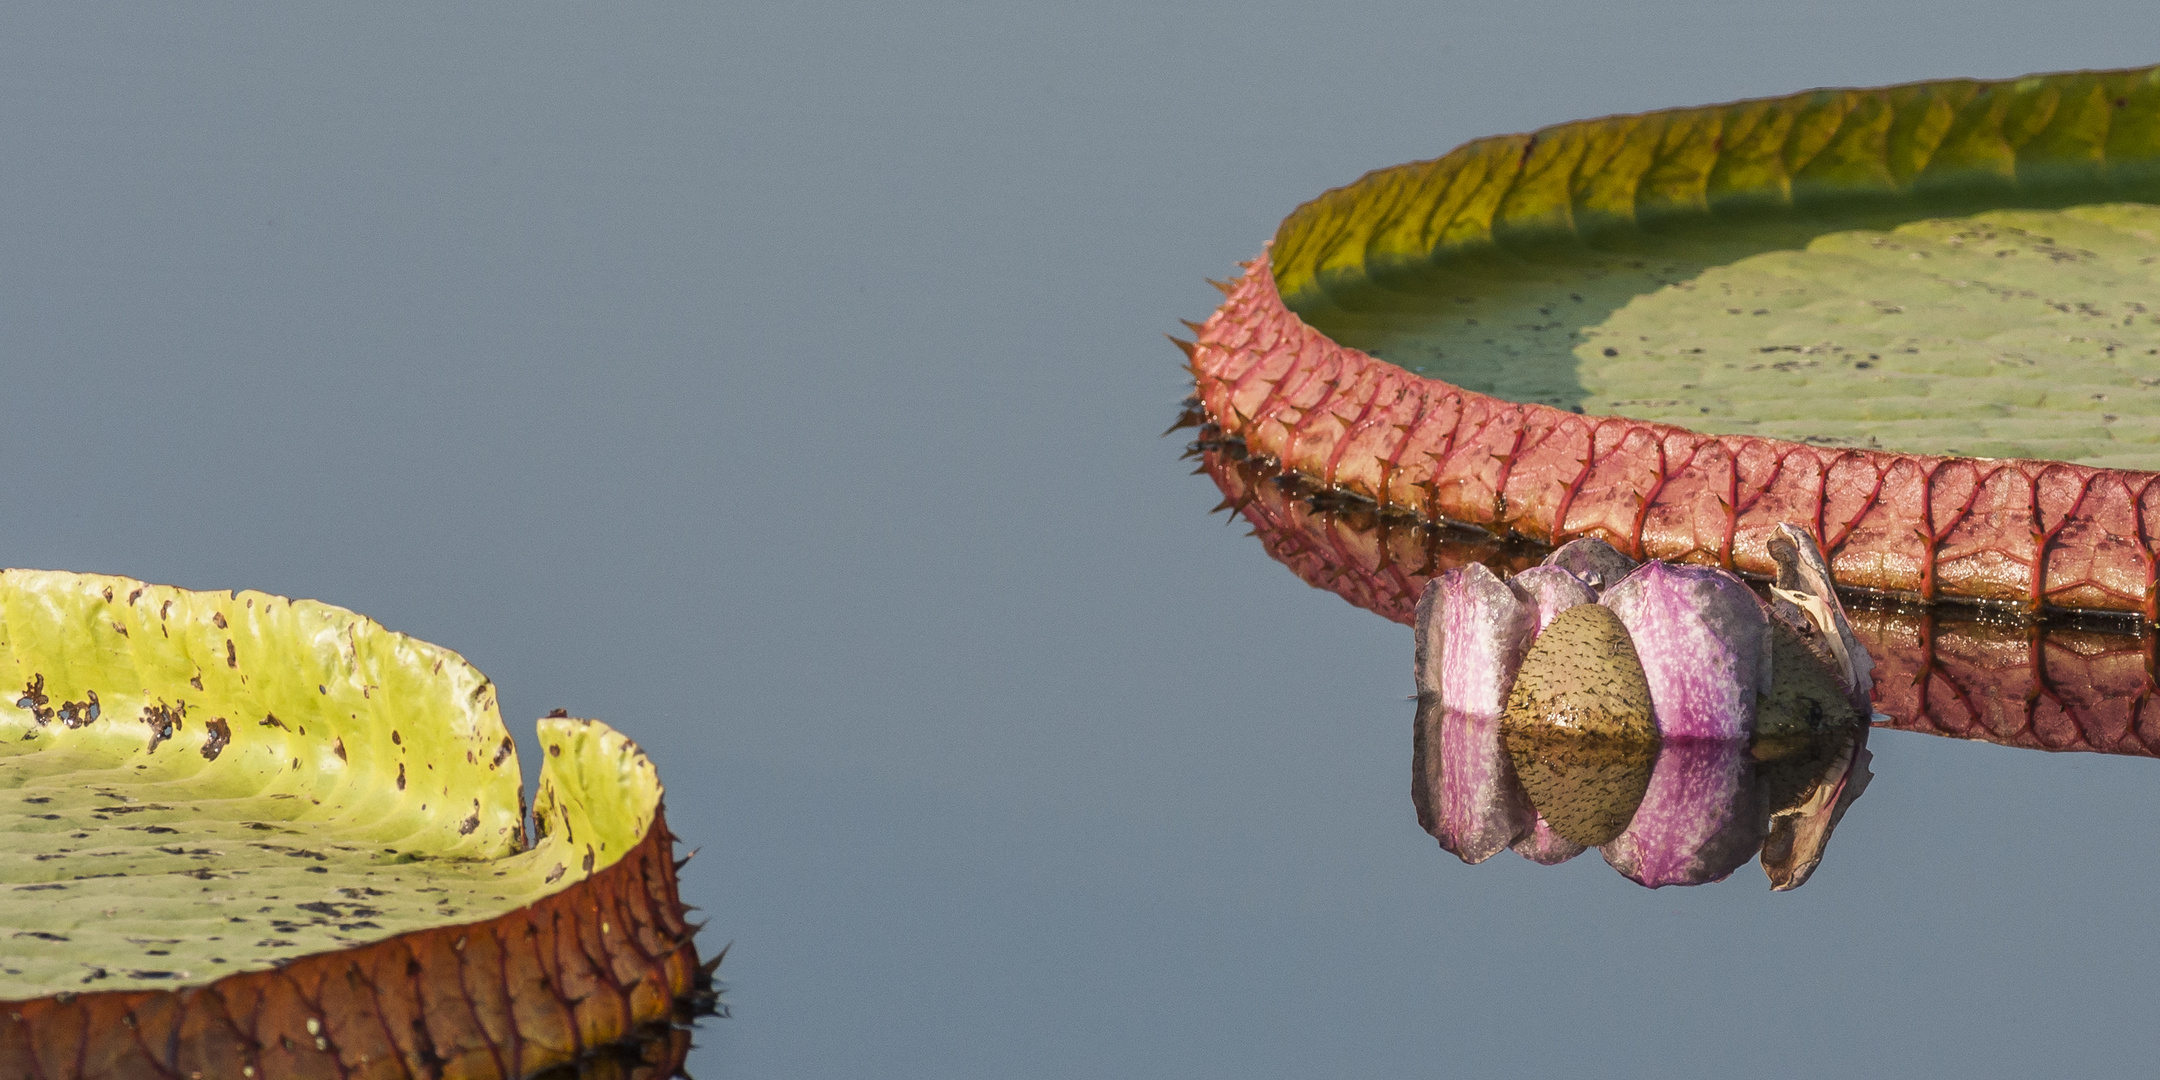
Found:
[0,570,660,1000]
[1273,65,2160,468]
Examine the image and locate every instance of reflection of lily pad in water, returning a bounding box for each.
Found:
[0,570,705,1075]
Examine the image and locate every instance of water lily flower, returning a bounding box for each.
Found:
[1414,526,1874,888]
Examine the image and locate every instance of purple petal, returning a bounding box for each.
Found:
[1410,565,1538,863]
[1542,537,1639,594]
[1600,737,1765,887]
[1506,565,1598,635]
[1413,577,1444,699]
[1416,564,1536,717]
[1421,704,1536,864]
[1599,561,1769,741]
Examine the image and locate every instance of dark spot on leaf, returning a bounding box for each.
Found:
[333,738,346,762]
[17,675,52,725]
[127,588,142,604]
[189,673,202,690]
[391,729,401,745]
[23,797,48,804]
[544,864,565,884]
[126,970,178,980]
[56,690,100,730]
[201,717,232,760]
[458,801,481,835]
[545,708,569,718]
[260,713,286,730]
[101,587,113,602]
[211,612,226,629]
[13,931,67,941]
[250,843,328,861]
[140,700,185,752]
[305,866,327,873]
[225,640,237,668]
[548,744,561,757]
[14,884,65,891]
[396,763,406,790]
[582,847,595,873]
[490,736,513,768]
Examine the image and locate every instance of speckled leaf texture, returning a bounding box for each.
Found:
[1185,64,2160,620]
[1198,447,2160,759]
[0,570,706,1079]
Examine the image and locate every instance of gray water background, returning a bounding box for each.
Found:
[3,4,2155,1076]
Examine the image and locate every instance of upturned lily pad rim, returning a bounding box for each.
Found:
[1270,63,2160,310]
[1183,64,2160,620]
[0,568,704,1078]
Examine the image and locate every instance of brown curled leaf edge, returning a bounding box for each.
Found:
[0,569,713,1078]
[1183,63,2160,622]
[1197,444,2160,761]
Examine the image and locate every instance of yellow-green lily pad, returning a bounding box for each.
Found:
[0,569,661,999]
[1273,65,2160,468]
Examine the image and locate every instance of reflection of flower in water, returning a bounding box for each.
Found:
[1190,434,2160,885]
[1413,530,1873,889]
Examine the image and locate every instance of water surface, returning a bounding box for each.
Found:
[5,3,2160,1077]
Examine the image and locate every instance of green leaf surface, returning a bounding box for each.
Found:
[0,569,659,999]
[1274,65,2160,467]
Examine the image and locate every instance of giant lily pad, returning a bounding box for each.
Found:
[0,569,705,1077]
[1187,65,2160,618]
